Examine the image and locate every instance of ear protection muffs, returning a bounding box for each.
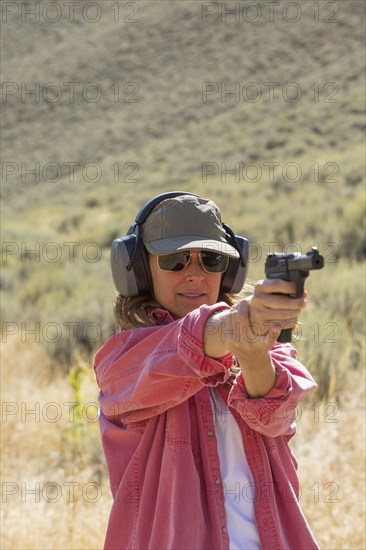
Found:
[110,191,249,296]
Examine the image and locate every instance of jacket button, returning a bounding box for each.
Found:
[215,478,221,485]
[222,526,227,534]
[207,430,213,437]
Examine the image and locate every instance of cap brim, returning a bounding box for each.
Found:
[145,235,239,258]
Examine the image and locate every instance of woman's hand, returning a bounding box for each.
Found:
[237,279,307,350]
[204,280,307,397]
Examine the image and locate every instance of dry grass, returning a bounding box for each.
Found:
[1,336,112,550]
[292,371,366,549]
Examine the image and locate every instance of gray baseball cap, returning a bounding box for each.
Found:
[141,195,239,258]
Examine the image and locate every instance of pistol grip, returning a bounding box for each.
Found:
[294,276,306,299]
[278,328,293,343]
[278,275,306,343]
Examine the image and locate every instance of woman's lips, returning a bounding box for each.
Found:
[177,293,206,300]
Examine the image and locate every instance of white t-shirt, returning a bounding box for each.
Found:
[209,388,261,550]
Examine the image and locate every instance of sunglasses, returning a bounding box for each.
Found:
[157,250,229,273]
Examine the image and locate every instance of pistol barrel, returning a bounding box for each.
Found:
[265,247,324,275]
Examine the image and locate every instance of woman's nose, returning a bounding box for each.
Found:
[185,254,205,279]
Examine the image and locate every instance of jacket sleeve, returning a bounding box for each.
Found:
[227,343,317,437]
[94,304,235,424]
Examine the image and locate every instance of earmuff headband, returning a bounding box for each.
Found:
[111,191,249,296]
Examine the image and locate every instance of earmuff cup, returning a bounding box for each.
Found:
[220,236,249,294]
[111,235,152,296]
[110,192,249,297]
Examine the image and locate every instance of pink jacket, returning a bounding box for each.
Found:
[94,303,319,550]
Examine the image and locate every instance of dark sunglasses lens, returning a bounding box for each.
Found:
[158,252,190,271]
[201,252,229,272]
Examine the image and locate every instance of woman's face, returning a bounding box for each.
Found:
[149,251,222,319]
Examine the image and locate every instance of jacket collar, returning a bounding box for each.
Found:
[148,308,175,325]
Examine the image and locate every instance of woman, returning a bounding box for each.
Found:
[94,192,319,550]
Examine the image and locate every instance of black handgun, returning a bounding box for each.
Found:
[264,247,324,342]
